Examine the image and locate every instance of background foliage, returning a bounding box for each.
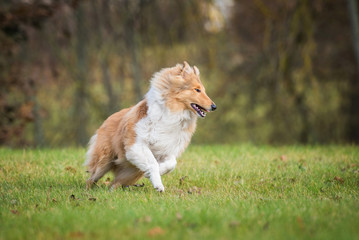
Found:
[1,0,358,147]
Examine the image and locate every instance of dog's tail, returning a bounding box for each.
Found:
[84,133,97,167]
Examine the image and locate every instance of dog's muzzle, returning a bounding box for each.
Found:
[211,103,217,111]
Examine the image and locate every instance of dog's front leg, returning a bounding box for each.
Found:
[126,143,164,192]
[159,156,177,176]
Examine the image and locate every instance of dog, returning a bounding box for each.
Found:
[84,61,216,192]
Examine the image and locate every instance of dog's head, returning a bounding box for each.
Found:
[163,61,216,118]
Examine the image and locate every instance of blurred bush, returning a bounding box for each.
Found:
[0,0,358,147]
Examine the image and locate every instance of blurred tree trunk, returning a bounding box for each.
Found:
[347,0,359,143]
[101,59,118,115]
[91,0,119,116]
[129,37,143,102]
[266,1,312,144]
[29,80,45,147]
[282,1,312,144]
[124,1,143,102]
[73,5,88,146]
[32,96,44,147]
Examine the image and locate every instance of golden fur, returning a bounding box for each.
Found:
[86,100,148,188]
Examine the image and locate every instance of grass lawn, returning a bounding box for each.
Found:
[0,145,359,240]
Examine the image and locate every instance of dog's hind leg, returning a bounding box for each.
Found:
[86,160,113,189]
[85,135,115,189]
[110,160,144,190]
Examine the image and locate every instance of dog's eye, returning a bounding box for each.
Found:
[195,88,201,93]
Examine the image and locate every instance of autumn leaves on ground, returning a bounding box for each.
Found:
[1,145,359,240]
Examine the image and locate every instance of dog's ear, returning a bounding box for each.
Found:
[181,61,193,76]
[193,66,200,76]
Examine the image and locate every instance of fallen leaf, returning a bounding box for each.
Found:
[185,222,198,228]
[10,209,19,215]
[143,215,152,223]
[52,198,57,203]
[179,176,187,186]
[65,166,77,173]
[178,189,185,197]
[176,212,183,221]
[147,227,165,237]
[334,176,344,184]
[334,195,342,200]
[188,186,202,195]
[68,231,84,238]
[297,217,305,230]
[229,221,240,228]
[263,222,269,230]
[280,155,287,162]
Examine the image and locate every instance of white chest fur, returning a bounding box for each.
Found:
[134,102,196,162]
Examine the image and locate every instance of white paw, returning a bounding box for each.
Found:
[154,185,165,192]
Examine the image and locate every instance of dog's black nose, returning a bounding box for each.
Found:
[211,103,217,111]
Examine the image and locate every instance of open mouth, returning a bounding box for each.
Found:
[191,103,209,118]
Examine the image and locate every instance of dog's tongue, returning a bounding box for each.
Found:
[198,108,206,117]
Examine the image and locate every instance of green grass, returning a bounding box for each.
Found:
[1,145,359,240]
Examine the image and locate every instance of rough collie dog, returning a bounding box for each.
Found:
[84,61,216,192]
